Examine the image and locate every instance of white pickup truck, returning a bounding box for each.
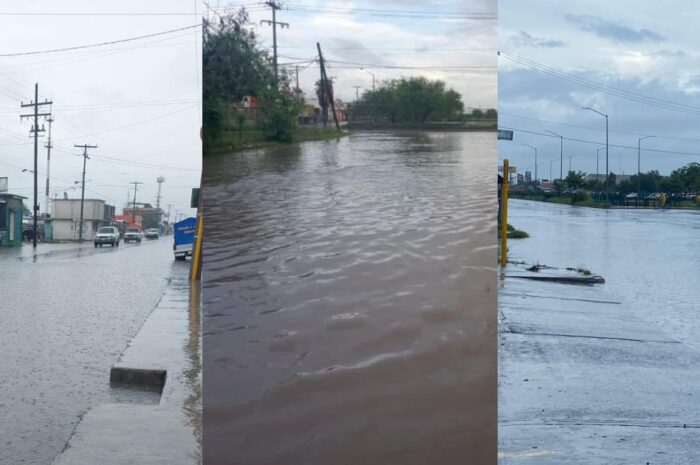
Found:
[94,226,120,247]
[124,228,143,243]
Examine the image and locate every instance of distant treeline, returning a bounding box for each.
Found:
[348,78,496,124]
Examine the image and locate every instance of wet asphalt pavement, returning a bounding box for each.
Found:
[499,200,700,464]
[0,237,185,465]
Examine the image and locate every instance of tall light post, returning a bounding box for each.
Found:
[522,144,537,182]
[596,147,605,188]
[549,160,554,182]
[360,67,375,91]
[545,130,563,180]
[638,135,655,196]
[582,106,608,201]
[360,68,376,123]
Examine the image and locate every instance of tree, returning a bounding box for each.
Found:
[351,77,463,124]
[315,78,334,124]
[203,8,297,145]
[564,170,586,189]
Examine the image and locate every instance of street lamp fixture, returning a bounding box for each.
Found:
[638,135,655,196]
[545,130,563,180]
[360,67,375,91]
[582,106,609,201]
[522,144,538,182]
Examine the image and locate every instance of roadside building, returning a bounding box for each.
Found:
[50,198,106,241]
[123,203,163,229]
[0,193,25,246]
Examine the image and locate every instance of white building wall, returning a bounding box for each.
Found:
[52,218,100,241]
[52,199,105,221]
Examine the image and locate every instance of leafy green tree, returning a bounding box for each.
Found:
[352,77,463,123]
[315,78,334,124]
[564,170,586,189]
[203,8,297,145]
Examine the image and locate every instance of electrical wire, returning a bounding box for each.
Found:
[0,24,202,57]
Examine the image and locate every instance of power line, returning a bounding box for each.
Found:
[499,50,700,116]
[500,111,700,144]
[282,4,496,19]
[500,125,700,158]
[0,24,201,57]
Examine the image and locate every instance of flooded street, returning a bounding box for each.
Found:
[505,200,700,348]
[499,200,700,463]
[202,131,497,464]
[0,238,187,465]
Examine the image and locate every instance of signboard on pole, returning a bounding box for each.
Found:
[498,129,514,141]
[0,177,7,192]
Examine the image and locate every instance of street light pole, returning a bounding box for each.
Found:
[596,147,605,187]
[360,68,376,123]
[522,144,537,182]
[583,106,609,201]
[638,135,654,197]
[545,130,563,180]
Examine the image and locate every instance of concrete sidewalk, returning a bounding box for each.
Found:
[52,268,201,465]
[499,265,700,464]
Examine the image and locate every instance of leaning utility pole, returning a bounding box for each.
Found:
[75,144,97,241]
[20,83,52,248]
[317,43,340,131]
[261,1,289,84]
[44,116,53,216]
[130,181,143,224]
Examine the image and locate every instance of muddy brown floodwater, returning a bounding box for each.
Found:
[201,131,497,464]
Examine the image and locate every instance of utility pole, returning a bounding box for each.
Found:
[317,42,340,131]
[638,136,654,197]
[156,176,165,209]
[353,85,361,102]
[545,130,563,180]
[295,65,300,93]
[20,83,52,248]
[44,116,53,216]
[130,181,143,224]
[261,1,289,84]
[75,144,97,241]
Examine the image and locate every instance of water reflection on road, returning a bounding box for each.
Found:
[506,200,700,348]
[0,238,182,465]
[202,131,497,464]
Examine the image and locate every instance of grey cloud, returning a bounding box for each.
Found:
[511,30,565,48]
[565,14,665,43]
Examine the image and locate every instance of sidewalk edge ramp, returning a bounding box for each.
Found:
[109,366,167,391]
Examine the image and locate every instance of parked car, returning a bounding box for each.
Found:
[94,226,120,247]
[145,228,160,240]
[124,228,143,243]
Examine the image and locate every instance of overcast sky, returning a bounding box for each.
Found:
[210,0,496,110]
[0,0,201,220]
[499,0,700,179]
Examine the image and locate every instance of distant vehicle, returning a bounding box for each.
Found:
[145,228,159,240]
[124,227,143,243]
[94,226,120,247]
[173,217,196,261]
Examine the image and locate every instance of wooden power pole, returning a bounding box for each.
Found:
[74,144,97,241]
[317,43,340,132]
[20,83,52,248]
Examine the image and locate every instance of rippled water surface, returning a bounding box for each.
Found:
[507,200,700,347]
[202,131,497,464]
